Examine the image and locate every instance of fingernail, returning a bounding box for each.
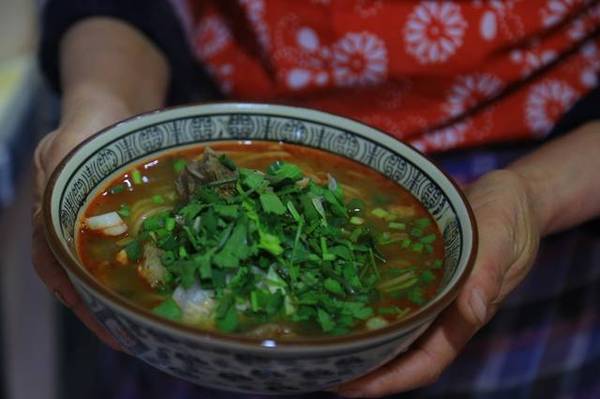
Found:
[470,289,487,324]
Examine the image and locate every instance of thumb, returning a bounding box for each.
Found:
[458,170,539,326]
[456,215,511,327]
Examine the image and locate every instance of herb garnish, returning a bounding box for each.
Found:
[134,153,441,335]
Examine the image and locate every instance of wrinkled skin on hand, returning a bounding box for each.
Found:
[337,170,541,398]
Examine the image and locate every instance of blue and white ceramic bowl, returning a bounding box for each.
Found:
[43,103,477,394]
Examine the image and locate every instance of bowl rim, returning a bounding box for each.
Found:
[42,101,478,351]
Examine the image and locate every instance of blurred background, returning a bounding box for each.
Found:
[0,0,56,398]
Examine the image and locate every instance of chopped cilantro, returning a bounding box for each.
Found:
[408,287,425,305]
[415,218,431,229]
[240,168,266,191]
[152,298,182,321]
[388,222,406,230]
[317,308,335,332]
[214,204,239,219]
[152,194,165,205]
[216,306,239,333]
[124,240,142,262]
[266,161,303,183]
[124,148,444,335]
[421,270,435,283]
[173,159,187,173]
[421,233,437,244]
[131,169,143,185]
[117,204,131,218]
[259,191,286,215]
[371,208,389,219]
[110,184,125,195]
[324,278,344,295]
[218,154,237,171]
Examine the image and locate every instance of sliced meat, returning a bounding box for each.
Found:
[137,244,169,288]
[85,212,128,236]
[175,147,238,200]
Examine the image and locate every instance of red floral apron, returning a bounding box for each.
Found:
[171,0,600,152]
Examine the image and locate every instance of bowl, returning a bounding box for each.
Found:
[43,103,477,394]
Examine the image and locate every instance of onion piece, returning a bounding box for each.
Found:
[137,244,168,288]
[85,212,128,236]
[172,283,215,326]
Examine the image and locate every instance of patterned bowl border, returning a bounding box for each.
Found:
[43,103,476,353]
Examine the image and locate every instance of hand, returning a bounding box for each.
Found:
[32,99,134,351]
[337,169,541,397]
[32,16,167,350]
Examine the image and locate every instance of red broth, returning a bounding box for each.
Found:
[78,141,444,338]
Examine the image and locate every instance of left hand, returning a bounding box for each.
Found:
[337,169,541,397]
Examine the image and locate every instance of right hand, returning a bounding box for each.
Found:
[32,102,134,350]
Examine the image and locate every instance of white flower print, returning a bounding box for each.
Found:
[444,74,504,117]
[526,80,578,136]
[472,0,524,41]
[285,26,332,90]
[238,0,271,51]
[540,0,591,34]
[480,10,498,41]
[404,2,468,65]
[281,27,387,90]
[510,46,558,77]
[195,15,232,60]
[567,2,600,40]
[580,42,600,88]
[297,27,320,53]
[541,0,577,27]
[411,122,469,152]
[472,0,517,13]
[473,0,514,41]
[332,32,388,86]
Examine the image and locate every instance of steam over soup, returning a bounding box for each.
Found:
[78,142,444,339]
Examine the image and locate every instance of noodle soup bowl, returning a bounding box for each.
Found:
[43,103,477,394]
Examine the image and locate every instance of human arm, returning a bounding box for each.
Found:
[338,121,600,397]
[33,17,169,349]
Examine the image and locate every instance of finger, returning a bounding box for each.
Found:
[455,215,511,327]
[337,302,481,398]
[32,216,122,351]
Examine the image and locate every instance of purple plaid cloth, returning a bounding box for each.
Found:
[59,145,600,399]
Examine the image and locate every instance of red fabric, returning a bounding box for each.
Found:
[179,0,600,152]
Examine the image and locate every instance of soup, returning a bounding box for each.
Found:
[78,142,444,339]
